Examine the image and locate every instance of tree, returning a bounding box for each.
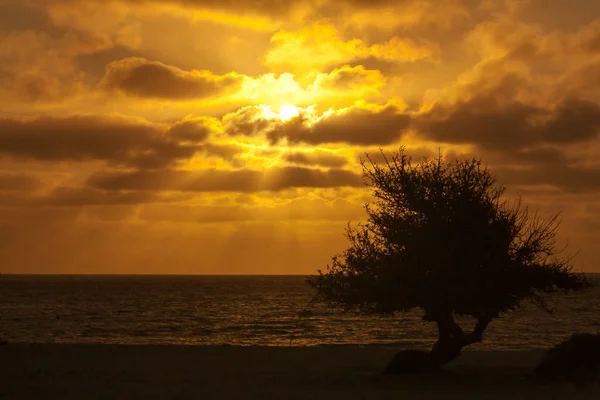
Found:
[308,148,590,371]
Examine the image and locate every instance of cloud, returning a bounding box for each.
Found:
[223,103,411,145]
[0,2,55,33]
[325,56,407,76]
[0,29,113,102]
[100,57,244,99]
[87,167,363,192]
[417,96,600,150]
[283,151,348,168]
[415,60,600,151]
[0,172,41,192]
[167,119,212,142]
[269,103,411,145]
[0,187,160,207]
[579,20,600,52]
[555,59,600,100]
[510,147,567,165]
[464,19,554,61]
[0,184,196,207]
[139,197,366,223]
[57,0,300,19]
[311,65,385,92]
[264,22,438,73]
[0,114,206,168]
[543,98,600,143]
[496,163,600,193]
[199,143,245,160]
[44,187,160,206]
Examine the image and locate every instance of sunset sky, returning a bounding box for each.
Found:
[1,0,600,274]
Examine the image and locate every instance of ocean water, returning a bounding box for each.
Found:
[1,274,599,350]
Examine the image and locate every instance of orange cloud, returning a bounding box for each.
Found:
[87,167,363,192]
[0,29,112,102]
[138,197,366,223]
[282,151,349,168]
[0,172,41,192]
[100,58,244,99]
[311,65,385,92]
[0,114,207,168]
[264,22,438,73]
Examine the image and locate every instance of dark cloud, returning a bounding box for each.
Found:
[0,2,54,33]
[167,119,212,142]
[77,46,142,79]
[55,0,301,17]
[325,56,437,77]
[199,143,245,160]
[44,187,160,206]
[543,98,600,143]
[0,115,203,169]
[417,98,542,150]
[283,152,348,168]
[140,0,294,15]
[269,105,410,145]
[0,185,193,207]
[561,59,600,96]
[358,146,452,165]
[417,96,600,150]
[0,172,41,192]
[584,25,600,53]
[0,28,113,102]
[100,57,243,99]
[496,163,600,193]
[315,65,383,91]
[222,106,272,137]
[510,147,568,165]
[54,0,466,19]
[139,198,365,223]
[87,167,363,192]
[518,1,600,33]
[224,104,411,145]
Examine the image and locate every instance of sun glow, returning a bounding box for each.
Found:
[279,104,300,121]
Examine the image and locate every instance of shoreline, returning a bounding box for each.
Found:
[1,343,598,399]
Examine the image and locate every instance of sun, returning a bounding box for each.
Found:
[279,104,299,121]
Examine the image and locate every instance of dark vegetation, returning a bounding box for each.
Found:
[382,349,433,374]
[530,333,600,386]
[309,148,590,373]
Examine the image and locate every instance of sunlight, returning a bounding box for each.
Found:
[279,104,300,121]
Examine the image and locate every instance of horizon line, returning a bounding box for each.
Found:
[0,273,314,276]
[2,272,599,277]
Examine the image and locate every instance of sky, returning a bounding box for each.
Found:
[1,0,600,274]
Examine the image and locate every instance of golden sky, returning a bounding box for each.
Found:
[1,0,600,274]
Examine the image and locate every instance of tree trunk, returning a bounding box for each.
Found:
[429,314,490,368]
[383,314,490,374]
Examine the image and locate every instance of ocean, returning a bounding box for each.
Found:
[1,274,599,350]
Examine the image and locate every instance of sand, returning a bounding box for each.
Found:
[1,343,599,399]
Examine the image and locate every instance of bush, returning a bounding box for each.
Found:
[382,350,433,374]
[531,333,600,386]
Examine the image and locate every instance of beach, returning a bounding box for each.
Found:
[1,344,598,399]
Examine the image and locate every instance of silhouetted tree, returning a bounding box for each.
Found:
[309,148,590,371]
